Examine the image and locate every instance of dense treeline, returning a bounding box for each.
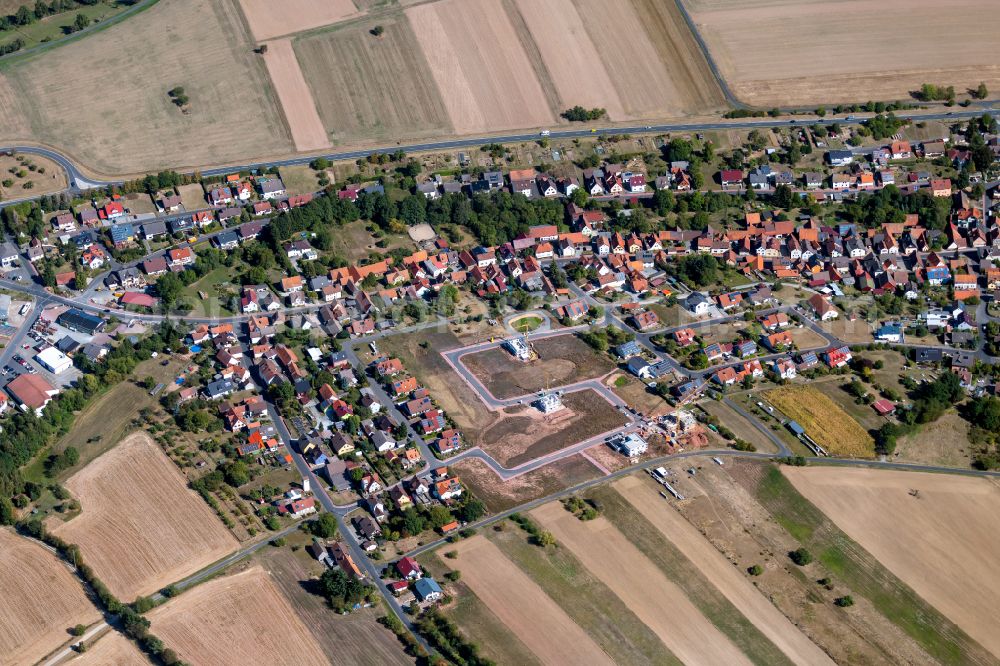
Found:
[415,609,494,666]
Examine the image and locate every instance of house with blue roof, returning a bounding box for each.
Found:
[110,223,135,248]
[414,577,443,602]
[737,340,758,357]
[614,340,642,358]
[874,322,903,343]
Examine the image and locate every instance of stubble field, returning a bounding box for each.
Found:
[0,0,292,175]
[784,466,1000,658]
[0,529,101,666]
[54,432,239,600]
[686,0,1000,106]
[69,630,148,666]
[149,566,328,666]
[294,15,451,144]
[406,0,555,134]
[238,0,359,41]
[261,39,331,152]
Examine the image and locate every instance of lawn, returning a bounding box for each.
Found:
[765,385,875,457]
[0,1,133,54]
[587,485,795,666]
[278,164,321,195]
[699,398,778,453]
[753,465,989,665]
[182,267,237,317]
[509,314,542,333]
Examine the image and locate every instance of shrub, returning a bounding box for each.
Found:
[789,547,813,566]
[834,595,855,607]
[747,564,764,576]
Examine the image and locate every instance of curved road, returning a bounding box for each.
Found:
[1,105,995,199]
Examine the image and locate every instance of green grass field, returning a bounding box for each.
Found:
[182,267,236,317]
[0,1,132,53]
[755,465,990,665]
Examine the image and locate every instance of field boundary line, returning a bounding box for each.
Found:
[671,0,743,108]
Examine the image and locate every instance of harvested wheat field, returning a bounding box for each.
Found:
[406,0,555,134]
[295,15,451,143]
[149,567,328,666]
[0,529,101,666]
[615,475,833,665]
[766,385,874,457]
[533,502,753,666]
[54,432,239,600]
[0,0,291,175]
[239,0,358,41]
[784,466,1000,658]
[261,39,331,152]
[687,0,1000,106]
[442,535,613,665]
[69,630,148,666]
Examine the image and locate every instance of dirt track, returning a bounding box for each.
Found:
[0,529,101,666]
[533,502,753,666]
[149,566,328,666]
[615,476,834,665]
[784,466,1000,658]
[54,432,239,600]
[69,630,147,665]
[444,535,614,665]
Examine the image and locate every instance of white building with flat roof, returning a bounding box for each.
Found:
[502,335,534,361]
[534,391,564,414]
[35,347,72,374]
[608,432,647,457]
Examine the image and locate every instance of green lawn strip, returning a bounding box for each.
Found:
[755,465,990,665]
[424,553,541,666]
[587,487,793,666]
[489,525,679,666]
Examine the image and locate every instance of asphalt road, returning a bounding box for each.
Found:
[0,105,995,197]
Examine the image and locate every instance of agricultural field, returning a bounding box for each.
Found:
[0,152,67,199]
[405,0,555,134]
[0,528,101,666]
[685,0,1000,106]
[261,38,330,152]
[765,385,875,457]
[238,0,358,42]
[784,466,1000,658]
[53,432,239,600]
[68,630,148,666]
[254,544,411,665]
[0,0,292,176]
[294,15,452,145]
[149,567,328,666]
[683,460,983,663]
[460,334,616,400]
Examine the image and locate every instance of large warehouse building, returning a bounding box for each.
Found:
[35,347,72,374]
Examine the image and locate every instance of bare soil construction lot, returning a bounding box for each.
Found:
[0,529,100,666]
[461,334,615,399]
[406,0,555,134]
[295,15,451,144]
[533,501,753,666]
[614,475,833,665]
[479,390,627,467]
[784,466,1000,658]
[686,0,1000,106]
[54,432,239,600]
[452,454,600,513]
[238,0,358,42]
[0,0,291,175]
[149,566,328,666]
[442,535,614,664]
[261,39,331,152]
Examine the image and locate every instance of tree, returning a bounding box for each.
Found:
[370,25,384,36]
[72,12,89,31]
[747,564,764,576]
[834,595,855,607]
[974,82,989,100]
[222,460,250,487]
[535,530,557,548]
[789,547,813,565]
[773,183,794,209]
[0,496,14,525]
[71,624,86,636]
[667,138,693,162]
[457,497,486,523]
[311,512,339,538]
